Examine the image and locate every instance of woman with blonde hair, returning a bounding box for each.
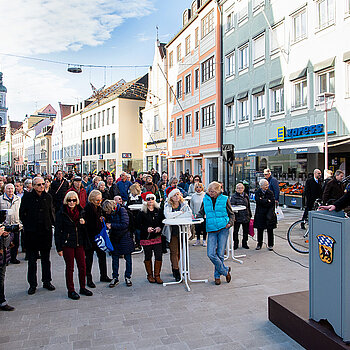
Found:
[55,191,92,299]
[163,186,192,281]
[196,182,235,285]
[84,190,111,288]
[127,183,142,206]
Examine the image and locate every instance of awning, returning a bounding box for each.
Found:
[314,57,335,72]
[224,95,234,105]
[252,84,265,95]
[343,51,350,62]
[237,91,248,100]
[289,68,307,81]
[269,77,284,89]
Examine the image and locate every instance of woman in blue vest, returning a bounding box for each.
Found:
[196,182,235,285]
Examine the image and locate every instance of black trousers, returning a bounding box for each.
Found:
[85,246,108,279]
[27,248,52,288]
[10,231,20,261]
[257,228,274,247]
[195,222,207,241]
[143,243,162,261]
[233,222,249,246]
[0,264,6,304]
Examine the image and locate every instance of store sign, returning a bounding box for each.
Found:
[270,124,335,142]
[122,153,132,159]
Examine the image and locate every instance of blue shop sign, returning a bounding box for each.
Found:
[270,124,335,142]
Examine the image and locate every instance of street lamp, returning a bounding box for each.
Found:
[318,92,335,178]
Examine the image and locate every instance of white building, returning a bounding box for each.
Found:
[0,72,8,127]
[142,40,168,173]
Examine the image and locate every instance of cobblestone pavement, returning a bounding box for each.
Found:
[1,206,308,350]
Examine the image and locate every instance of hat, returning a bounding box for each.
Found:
[141,191,155,201]
[263,168,271,175]
[73,176,82,181]
[166,186,180,199]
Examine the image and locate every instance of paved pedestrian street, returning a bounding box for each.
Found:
[1,207,308,350]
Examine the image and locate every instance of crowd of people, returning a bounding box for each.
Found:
[1,165,347,311]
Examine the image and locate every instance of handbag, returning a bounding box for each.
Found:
[95,219,114,253]
[248,219,255,237]
[275,206,284,221]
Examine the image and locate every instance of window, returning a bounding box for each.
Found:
[102,110,105,127]
[169,51,174,68]
[139,107,144,123]
[317,69,335,96]
[97,136,101,154]
[169,121,174,137]
[169,86,174,102]
[226,12,234,32]
[192,1,198,15]
[82,118,85,132]
[177,44,182,62]
[238,43,249,71]
[201,10,214,38]
[225,52,235,77]
[293,79,308,109]
[106,109,110,125]
[238,98,249,123]
[201,56,215,82]
[185,114,191,134]
[195,69,200,89]
[82,140,85,156]
[89,115,92,130]
[112,107,115,124]
[185,74,191,94]
[111,133,116,153]
[316,0,335,30]
[102,136,106,153]
[93,114,96,129]
[93,138,97,155]
[176,80,183,99]
[202,104,215,127]
[107,134,110,153]
[270,86,284,114]
[346,62,350,96]
[195,28,199,48]
[85,117,88,131]
[253,92,265,119]
[270,21,285,54]
[98,112,101,128]
[226,103,235,125]
[85,140,88,156]
[253,33,265,63]
[253,0,264,11]
[292,8,307,42]
[347,0,350,14]
[89,139,92,155]
[237,3,248,23]
[176,117,182,136]
[195,111,200,131]
[154,115,159,131]
[185,35,191,56]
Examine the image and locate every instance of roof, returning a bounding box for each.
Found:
[59,103,73,119]
[34,104,57,116]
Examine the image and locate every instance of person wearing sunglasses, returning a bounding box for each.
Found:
[137,192,164,284]
[19,177,55,295]
[55,191,92,300]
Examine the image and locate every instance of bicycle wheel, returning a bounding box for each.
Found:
[287,219,309,254]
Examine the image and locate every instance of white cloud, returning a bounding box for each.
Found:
[0,0,155,55]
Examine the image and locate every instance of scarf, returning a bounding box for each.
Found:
[66,205,80,225]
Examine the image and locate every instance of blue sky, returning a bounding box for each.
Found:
[0,0,191,120]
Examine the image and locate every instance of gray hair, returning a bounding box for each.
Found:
[235,183,244,190]
[169,177,178,186]
[24,179,32,188]
[97,181,105,189]
[259,178,269,187]
[33,176,44,185]
[4,183,14,191]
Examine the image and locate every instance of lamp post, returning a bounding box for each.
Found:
[318,92,335,179]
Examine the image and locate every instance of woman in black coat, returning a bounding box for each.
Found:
[84,190,111,288]
[254,179,277,251]
[55,191,92,300]
[230,183,252,249]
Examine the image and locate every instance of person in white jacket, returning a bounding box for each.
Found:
[163,187,192,281]
[190,183,206,246]
[0,184,22,264]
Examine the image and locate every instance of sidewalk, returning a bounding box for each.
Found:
[1,207,308,350]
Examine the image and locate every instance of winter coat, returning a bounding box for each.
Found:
[116,180,132,201]
[0,194,22,226]
[84,202,103,244]
[137,207,164,241]
[322,178,345,205]
[54,205,89,252]
[108,204,134,255]
[19,190,55,250]
[230,192,252,224]
[127,193,142,206]
[304,177,322,208]
[0,233,13,266]
[106,183,119,198]
[50,178,69,211]
[253,188,277,230]
[143,183,160,201]
[267,175,280,201]
[66,186,87,208]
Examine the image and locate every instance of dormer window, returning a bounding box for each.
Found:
[183,9,191,26]
[191,1,198,15]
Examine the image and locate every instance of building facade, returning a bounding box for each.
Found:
[166,0,223,186]
[142,40,168,174]
[0,72,8,127]
[221,0,350,193]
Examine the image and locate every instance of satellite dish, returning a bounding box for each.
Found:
[67,65,82,73]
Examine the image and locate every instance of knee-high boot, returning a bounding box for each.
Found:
[154,260,163,284]
[144,261,155,283]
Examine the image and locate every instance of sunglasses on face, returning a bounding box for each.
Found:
[35,183,45,187]
[67,199,77,203]
[146,197,155,201]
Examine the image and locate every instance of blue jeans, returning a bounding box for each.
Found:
[111,253,132,279]
[207,228,230,279]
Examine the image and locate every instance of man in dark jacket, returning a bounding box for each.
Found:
[263,168,279,204]
[302,169,323,223]
[322,170,345,205]
[50,170,69,213]
[105,175,120,198]
[20,176,55,295]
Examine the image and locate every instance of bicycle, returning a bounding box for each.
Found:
[287,199,322,254]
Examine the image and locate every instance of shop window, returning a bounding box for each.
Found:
[238,42,249,71]
[201,10,214,38]
[176,80,183,99]
[238,98,249,123]
[253,92,265,119]
[225,51,235,77]
[201,56,215,83]
[291,7,307,43]
[292,78,308,109]
[316,0,335,30]
[185,114,191,134]
[202,104,215,127]
[226,103,235,126]
[185,74,191,95]
[270,21,285,54]
[270,86,284,114]
[185,35,191,56]
[253,33,265,63]
[176,117,182,136]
